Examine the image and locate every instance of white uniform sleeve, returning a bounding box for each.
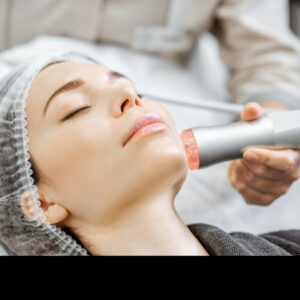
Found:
[214,0,300,108]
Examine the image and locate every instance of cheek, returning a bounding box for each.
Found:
[34,120,118,215]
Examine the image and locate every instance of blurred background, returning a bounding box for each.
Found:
[290,0,300,36]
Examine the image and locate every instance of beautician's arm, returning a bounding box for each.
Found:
[229,101,300,206]
[214,0,300,109]
[259,100,290,111]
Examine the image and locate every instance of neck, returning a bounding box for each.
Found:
[78,189,209,256]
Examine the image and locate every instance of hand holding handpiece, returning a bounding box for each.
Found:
[181,102,300,205]
[229,103,300,205]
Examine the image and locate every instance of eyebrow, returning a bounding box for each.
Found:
[43,78,85,116]
[108,71,131,81]
[43,71,130,117]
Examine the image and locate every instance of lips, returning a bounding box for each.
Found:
[123,113,167,146]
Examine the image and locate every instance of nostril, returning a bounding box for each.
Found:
[121,99,130,112]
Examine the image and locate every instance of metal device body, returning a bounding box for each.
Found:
[181,110,300,169]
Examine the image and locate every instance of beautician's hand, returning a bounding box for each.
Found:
[228,102,300,205]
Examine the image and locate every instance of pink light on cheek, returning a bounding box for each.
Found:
[180,129,200,170]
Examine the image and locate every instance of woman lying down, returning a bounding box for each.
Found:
[0,52,300,256]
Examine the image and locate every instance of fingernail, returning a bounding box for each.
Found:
[244,151,259,163]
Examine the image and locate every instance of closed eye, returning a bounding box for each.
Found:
[61,106,91,122]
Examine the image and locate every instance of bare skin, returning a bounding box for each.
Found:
[20,61,300,255]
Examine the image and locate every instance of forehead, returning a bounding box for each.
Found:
[33,61,109,88]
[27,61,110,106]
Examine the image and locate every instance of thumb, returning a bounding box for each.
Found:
[241,102,263,122]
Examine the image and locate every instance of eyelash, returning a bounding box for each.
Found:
[62,95,143,121]
[62,106,91,121]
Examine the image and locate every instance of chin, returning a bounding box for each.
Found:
[160,147,188,174]
[152,146,189,197]
[127,130,188,179]
[119,137,188,203]
[147,137,188,179]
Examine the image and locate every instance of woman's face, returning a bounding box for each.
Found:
[25,61,188,227]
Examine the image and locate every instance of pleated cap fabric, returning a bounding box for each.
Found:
[0,51,99,255]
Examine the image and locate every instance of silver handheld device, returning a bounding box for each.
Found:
[180,110,300,169]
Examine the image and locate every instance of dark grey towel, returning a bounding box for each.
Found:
[2,222,299,255]
[188,223,300,256]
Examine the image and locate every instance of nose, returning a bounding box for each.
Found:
[113,86,143,117]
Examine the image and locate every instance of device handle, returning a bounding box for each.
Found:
[190,116,275,168]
